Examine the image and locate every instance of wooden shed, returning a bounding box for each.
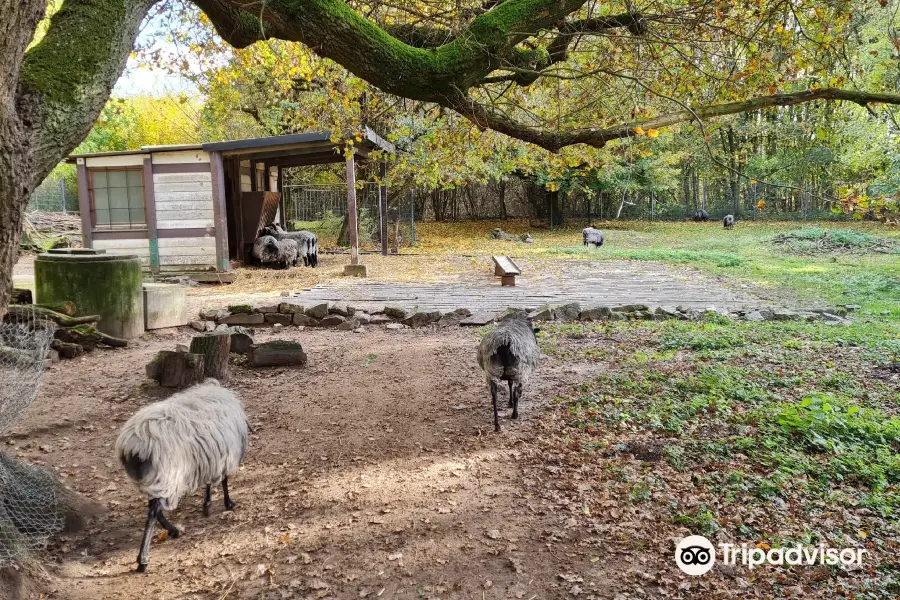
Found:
[67,129,394,277]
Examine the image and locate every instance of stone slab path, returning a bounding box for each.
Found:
[288,260,767,314]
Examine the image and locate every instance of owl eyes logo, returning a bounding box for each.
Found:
[675,535,716,575]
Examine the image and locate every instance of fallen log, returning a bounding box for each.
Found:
[35,301,76,316]
[5,305,99,327]
[226,326,254,355]
[51,339,83,359]
[248,340,308,368]
[146,351,205,388]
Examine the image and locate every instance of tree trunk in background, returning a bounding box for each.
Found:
[498,180,507,220]
[548,190,564,227]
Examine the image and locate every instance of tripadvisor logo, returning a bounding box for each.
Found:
[675,536,867,576]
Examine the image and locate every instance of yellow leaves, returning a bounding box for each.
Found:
[646,128,660,138]
[756,200,766,209]
[858,530,867,539]
[632,126,646,135]
[755,542,771,551]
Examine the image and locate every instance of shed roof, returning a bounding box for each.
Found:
[68,128,393,164]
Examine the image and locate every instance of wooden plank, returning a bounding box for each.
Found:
[346,156,359,265]
[154,181,212,193]
[491,255,521,275]
[151,150,210,164]
[152,163,211,174]
[152,191,214,202]
[93,238,150,250]
[152,200,214,212]
[92,229,149,240]
[158,237,217,248]
[155,209,215,221]
[159,254,217,266]
[85,154,145,168]
[158,227,215,238]
[76,161,92,248]
[143,157,160,273]
[152,171,212,184]
[158,246,217,258]
[157,218,215,229]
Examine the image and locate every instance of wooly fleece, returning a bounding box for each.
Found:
[115,379,249,510]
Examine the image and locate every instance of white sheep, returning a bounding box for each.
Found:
[477,319,541,431]
[115,379,250,572]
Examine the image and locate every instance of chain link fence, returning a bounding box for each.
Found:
[0,310,86,566]
[28,175,78,213]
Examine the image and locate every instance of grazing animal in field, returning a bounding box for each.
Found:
[263,223,319,267]
[723,214,735,229]
[582,225,605,248]
[477,318,541,432]
[692,209,710,221]
[251,234,298,269]
[115,379,250,572]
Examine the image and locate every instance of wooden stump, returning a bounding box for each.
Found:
[189,331,232,380]
[248,340,307,367]
[227,326,255,355]
[51,339,83,359]
[146,351,205,388]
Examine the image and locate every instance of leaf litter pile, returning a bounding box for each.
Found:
[772,228,899,255]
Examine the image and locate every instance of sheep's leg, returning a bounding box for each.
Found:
[507,380,514,408]
[203,485,212,517]
[222,476,236,511]
[137,499,161,573]
[511,383,521,420]
[156,510,180,538]
[490,380,500,432]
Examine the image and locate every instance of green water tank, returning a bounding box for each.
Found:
[35,252,144,339]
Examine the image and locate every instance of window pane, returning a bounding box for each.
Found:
[126,171,142,186]
[108,171,127,188]
[93,171,108,189]
[128,187,144,208]
[95,210,111,225]
[93,188,109,210]
[109,187,129,209]
[110,208,130,223]
[130,208,146,224]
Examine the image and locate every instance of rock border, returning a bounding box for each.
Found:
[189,301,856,333]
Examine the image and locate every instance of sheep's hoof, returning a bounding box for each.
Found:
[203,504,211,517]
[136,563,148,573]
[511,411,519,420]
[224,499,236,511]
[170,528,181,539]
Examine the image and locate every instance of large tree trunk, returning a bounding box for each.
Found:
[0,0,155,320]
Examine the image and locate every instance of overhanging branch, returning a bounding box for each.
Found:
[453,88,900,151]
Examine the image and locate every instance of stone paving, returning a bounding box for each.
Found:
[287,260,769,314]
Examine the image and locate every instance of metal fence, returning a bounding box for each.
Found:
[282,182,417,249]
[28,176,77,213]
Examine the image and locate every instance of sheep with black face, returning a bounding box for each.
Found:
[723,214,735,229]
[477,318,541,432]
[582,225,605,248]
[115,379,249,572]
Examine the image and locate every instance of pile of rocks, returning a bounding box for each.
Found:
[189,300,856,333]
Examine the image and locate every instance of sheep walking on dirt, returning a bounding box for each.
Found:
[477,319,541,432]
[263,223,319,267]
[582,225,605,248]
[251,235,298,269]
[115,379,250,572]
[692,209,710,221]
[723,214,735,229]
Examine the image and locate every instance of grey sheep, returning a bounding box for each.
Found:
[692,209,710,221]
[477,318,541,432]
[251,234,298,269]
[115,379,250,572]
[582,225,605,248]
[263,223,318,267]
[723,214,735,229]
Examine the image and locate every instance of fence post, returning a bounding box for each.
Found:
[409,189,416,245]
[59,179,66,212]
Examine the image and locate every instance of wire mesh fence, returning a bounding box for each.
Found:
[0,309,85,566]
[282,182,416,250]
[28,177,77,213]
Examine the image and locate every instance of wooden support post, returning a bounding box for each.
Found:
[143,157,160,273]
[346,155,359,266]
[209,151,230,271]
[76,160,92,248]
[249,161,258,192]
[277,165,286,227]
[379,160,388,256]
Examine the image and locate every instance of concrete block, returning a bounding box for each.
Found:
[143,283,188,330]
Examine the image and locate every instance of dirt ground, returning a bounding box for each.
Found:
[8,325,619,600]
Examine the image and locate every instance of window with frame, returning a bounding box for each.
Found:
[89,168,146,229]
